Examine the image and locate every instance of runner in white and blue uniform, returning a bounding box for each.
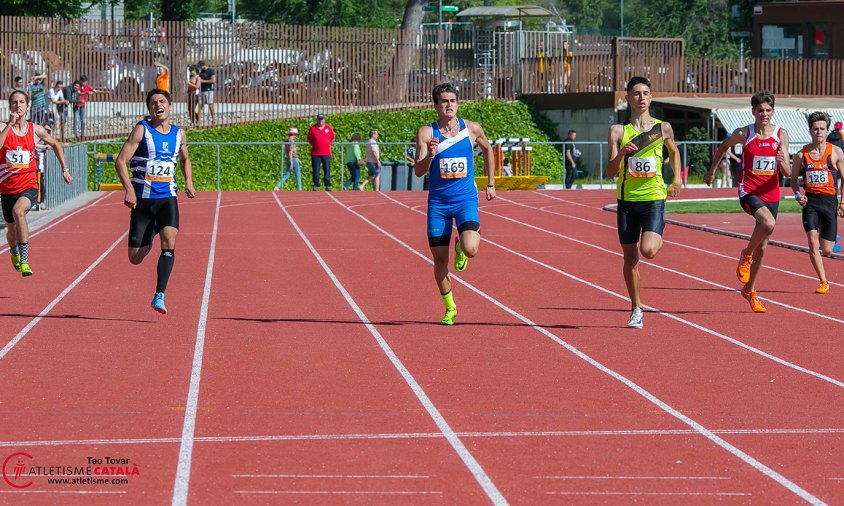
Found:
[414,83,496,325]
[115,88,195,314]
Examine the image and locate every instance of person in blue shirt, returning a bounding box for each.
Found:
[115,89,196,314]
[414,83,496,325]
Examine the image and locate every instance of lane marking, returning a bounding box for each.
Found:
[235,490,443,495]
[546,491,751,496]
[535,475,731,480]
[273,192,507,506]
[233,474,429,479]
[0,231,128,361]
[344,192,826,505]
[172,191,222,506]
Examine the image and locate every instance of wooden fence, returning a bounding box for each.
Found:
[1,17,842,140]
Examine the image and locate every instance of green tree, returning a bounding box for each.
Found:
[0,0,85,17]
[625,0,738,57]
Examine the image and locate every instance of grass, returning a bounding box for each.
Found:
[665,198,803,214]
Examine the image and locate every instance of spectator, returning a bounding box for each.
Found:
[74,76,98,140]
[718,154,733,188]
[186,65,200,127]
[276,127,302,191]
[307,113,335,190]
[563,40,573,92]
[360,130,382,191]
[65,80,80,140]
[154,62,170,93]
[502,157,513,176]
[727,144,742,187]
[29,74,49,125]
[49,81,69,140]
[564,129,580,188]
[8,76,25,95]
[343,133,364,190]
[197,61,216,127]
[403,137,416,168]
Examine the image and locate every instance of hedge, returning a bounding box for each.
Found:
[89,100,563,191]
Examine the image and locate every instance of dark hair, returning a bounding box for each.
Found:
[751,90,775,110]
[626,76,651,93]
[146,88,172,107]
[369,130,378,137]
[9,90,29,105]
[568,129,576,135]
[807,111,830,129]
[350,132,361,141]
[13,76,22,82]
[80,75,88,82]
[432,82,459,103]
[56,80,64,86]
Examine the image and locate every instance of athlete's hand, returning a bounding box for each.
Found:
[185,182,196,199]
[797,195,808,207]
[485,185,496,201]
[838,205,844,218]
[124,189,137,209]
[62,170,73,185]
[703,169,715,186]
[6,111,20,125]
[619,142,638,156]
[428,137,439,158]
[668,181,681,197]
[776,146,789,171]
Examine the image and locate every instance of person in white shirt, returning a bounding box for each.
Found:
[48,81,69,140]
[360,130,383,191]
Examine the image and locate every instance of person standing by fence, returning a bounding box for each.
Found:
[343,133,363,190]
[564,129,579,188]
[276,127,302,191]
[197,61,216,127]
[360,130,382,191]
[308,114,334,190]
[186,66,200,128]
[0,91,73,276]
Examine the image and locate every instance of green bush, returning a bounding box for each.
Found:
[89,100,563,191]
[684,126,712,176]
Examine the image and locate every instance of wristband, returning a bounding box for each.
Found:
[61,167,69,173]
[487,184,495,188]
[794,193,801,200]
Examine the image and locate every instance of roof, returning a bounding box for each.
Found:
[456,5,553,18]
[654,96,844,153]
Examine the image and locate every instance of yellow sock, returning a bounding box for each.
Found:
[441,290,456,310]
[455,240,464,256]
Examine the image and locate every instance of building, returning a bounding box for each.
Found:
[753,1,844,59]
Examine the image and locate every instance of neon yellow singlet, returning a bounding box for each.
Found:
[616,119,668,202]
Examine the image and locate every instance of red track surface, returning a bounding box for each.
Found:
[0,190,842,504]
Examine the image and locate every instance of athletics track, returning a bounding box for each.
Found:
[0,188,841,505]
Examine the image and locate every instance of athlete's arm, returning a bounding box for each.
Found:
[832,146,844,217]
[705,128,745,186]
[790,152,806,206]
[662,122,682,197]
[777,129,791,177]
[469,120,496,201]
[606,124,629,178]
[414,125,434,177]
[0,113,18,148]
[178,129,195,199]
[115,124,146,209]
[33,123,72,185]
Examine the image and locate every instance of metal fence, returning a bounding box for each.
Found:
[84,139,743,191]
[43,143,89,207]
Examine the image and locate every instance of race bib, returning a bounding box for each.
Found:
[439,156,468,179]
[144,160,175,182]
[751,156,776,176]
[627,156,657,178]
[805,169,829,187]
[6,148,31,170]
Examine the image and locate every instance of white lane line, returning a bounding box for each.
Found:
[0,491,127,494]
[546,491,751,496]
[235,490,443,495]
[2,427,843,448]
[384,193,844,389]
[350,192,825,506]
[171,191,222,506]
[535,475,731,480]
[528,192,844,287]
[0,192,112,255]
[0,231,128,361]
[233,474,429,479]
[274,192,507,506]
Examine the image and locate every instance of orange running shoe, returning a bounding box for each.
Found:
[736,254,753,284]
[741,286,767,313]
[816,280,830,294]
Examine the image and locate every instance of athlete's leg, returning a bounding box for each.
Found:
[458,230,481,258]
[742,206,776,259]
[11,195,32,244]
[428,204,457,324]
[639,232,663,259]
[156,226,177,293]
[806,230,826,282]
[431,245,451,295]
[621,243,642,308]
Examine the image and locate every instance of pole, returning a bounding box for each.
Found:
[438,0,443,80]
[620,0,624,37]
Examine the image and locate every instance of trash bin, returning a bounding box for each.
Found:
[378,161,394,191]
[393,162,410,191]
[410,169,425,191]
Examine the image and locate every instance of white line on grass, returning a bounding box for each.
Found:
[346,192,826,505]
[172,191,221,506]
[273,192,507,506]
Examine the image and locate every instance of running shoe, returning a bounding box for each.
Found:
[10,252,21,272]
[19,262,32,277]
[151,292,167,314]
[741,286,766,313]
[816,280,830,294]
[736,254,753,284]
[440,308,457,325]
[627,307,643,328]
[454,238,468,272]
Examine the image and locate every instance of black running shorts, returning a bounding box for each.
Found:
[128,197,179,248]
[803,193,838,242]
[617,199,665,245]
[1,188,39,223]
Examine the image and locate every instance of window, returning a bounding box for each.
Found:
[761,24,803,59]
[809,24,830,59]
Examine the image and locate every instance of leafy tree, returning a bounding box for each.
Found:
[0,0,86,18]
[624,0,739,57]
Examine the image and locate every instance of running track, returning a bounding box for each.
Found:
[0,189,842,504]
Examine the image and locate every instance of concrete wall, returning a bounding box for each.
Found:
[541,107,617,176]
